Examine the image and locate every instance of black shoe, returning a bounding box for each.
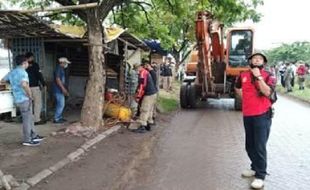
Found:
[131,126,147,133]
[22,141,40,146]
[53,119,65,124]
[32,135,45,142]
[34,120,46,125]
[145,124,151,131]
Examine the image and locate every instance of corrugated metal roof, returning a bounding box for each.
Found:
[119,31,149,51]
[0,11,74,39]
[50,24,86,38]
[0,11,149,50]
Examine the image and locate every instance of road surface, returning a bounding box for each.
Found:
[33,95,310,190]
[128,95,310,190]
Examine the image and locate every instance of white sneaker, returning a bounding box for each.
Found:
[251,178,264,189]
[241,169,256,177]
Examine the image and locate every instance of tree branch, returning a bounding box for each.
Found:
[178,49,192,66]
[130,1,151,25]
[165,0,174,13]
[130,1,152,7]
[120,3,126,28]
[99,0,126,20]
[54,0,87,21]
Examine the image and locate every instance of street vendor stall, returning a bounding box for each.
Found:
[0,11,149,122]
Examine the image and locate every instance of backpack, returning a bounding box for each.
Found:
[254,72,277,104]
[266,73,278,104]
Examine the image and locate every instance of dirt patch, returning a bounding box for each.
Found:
[0,128,85,181]
[0,120,113,183]
[112,114,174,190]
[29,113,175,190]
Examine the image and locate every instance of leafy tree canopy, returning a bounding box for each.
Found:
[264,41,310,65]
[111,0,263,55]
[6,0,263,50]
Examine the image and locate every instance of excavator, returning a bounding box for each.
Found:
[180,11,254,110]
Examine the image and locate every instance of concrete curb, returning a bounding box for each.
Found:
[17,125,122,190]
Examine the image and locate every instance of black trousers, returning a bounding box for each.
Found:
[243,110,272,180]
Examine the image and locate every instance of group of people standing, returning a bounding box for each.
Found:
[278,61,309,92]
[160,57,174,91]
[0,53,71,146]
[131,56,176,133]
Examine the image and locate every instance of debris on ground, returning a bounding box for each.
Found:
[65,122,96,138]
[0,170,20,190]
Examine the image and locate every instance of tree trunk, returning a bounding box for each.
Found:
[81,8,105,128]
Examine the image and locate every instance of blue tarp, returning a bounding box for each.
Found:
[144,39,168,55]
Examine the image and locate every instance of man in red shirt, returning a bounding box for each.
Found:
[296,62,307,90]
[235,53,276,189]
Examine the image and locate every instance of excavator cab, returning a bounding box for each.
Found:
[225,28,254,110]
[226,29,254,77]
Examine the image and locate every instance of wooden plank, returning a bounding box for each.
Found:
[18,3,98,13]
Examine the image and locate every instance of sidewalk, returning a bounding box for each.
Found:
[0,111,86,182]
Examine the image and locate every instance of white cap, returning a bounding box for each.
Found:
[58,57,71,64]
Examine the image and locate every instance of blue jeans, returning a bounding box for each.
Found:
[243,110,272,180]
[54,93,65,121]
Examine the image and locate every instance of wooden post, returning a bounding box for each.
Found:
[18,2,98,13]
[119,42,127,93]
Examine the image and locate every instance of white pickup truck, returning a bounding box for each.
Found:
[0,47,16,117]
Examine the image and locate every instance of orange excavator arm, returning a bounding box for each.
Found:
[195,11,224,94]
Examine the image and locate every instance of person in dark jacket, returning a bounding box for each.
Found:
[133,62,158,133]
[145,61,158,124]
[25,52,46,125]
[160,59,173,91]
[145,63,157,88]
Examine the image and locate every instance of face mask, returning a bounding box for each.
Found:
[64,64,68,68]
[250,64,264,69]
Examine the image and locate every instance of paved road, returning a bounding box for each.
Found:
[31,95,310,190]
[129,95,310,190]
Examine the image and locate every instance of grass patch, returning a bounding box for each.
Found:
[157,81,180,113]
[277,84,310,102]
[158,96,179,113]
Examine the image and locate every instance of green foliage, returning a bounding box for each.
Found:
[112,0,263,53]
[10,0,53,9]
[7,0,263,57]
[8,0,85,26]
[277,83,310,102]
[265,42,310,65]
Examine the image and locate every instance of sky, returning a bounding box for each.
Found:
[238,0,310,50]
